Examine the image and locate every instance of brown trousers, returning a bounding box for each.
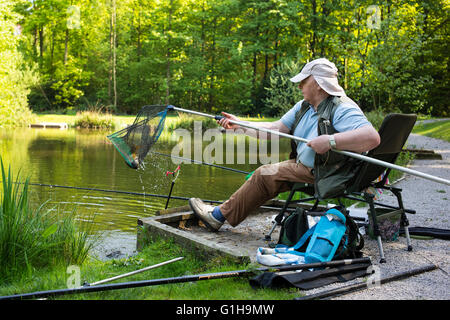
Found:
[219,159,314,227]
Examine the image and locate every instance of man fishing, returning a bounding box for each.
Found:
[189,58,381,231]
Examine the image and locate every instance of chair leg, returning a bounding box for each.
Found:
[391,187,413,252]
[376,236,386,263]
[264,186,298,241]
[364,192,386,263]
[404,226,413,251]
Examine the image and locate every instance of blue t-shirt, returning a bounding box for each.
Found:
[280,98,372,168]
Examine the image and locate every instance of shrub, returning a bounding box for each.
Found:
[0,0,37,127]
[74,103,116,129]
[263,60,305,117]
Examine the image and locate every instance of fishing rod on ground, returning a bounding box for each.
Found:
[167,105,450,186]
[294,263,437,300]
[87,257,184,286]
[0,257,371,300]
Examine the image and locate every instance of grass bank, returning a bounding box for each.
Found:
[412,119,450,142]
[0,236,300,300]
[33,111,278,132]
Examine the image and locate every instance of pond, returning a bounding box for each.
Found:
[0,126,291,258]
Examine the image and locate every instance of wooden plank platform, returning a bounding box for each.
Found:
[137,201,327,263]
[137,208,284,264]
[403,148,443,160]
[29,122,68,129]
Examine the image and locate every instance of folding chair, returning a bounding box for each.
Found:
[265,113,418,263]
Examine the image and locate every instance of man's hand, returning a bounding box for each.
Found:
[307,135,332,154]
[217,112,241,130]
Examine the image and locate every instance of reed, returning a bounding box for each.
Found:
[74,103,116,129]
[74,110,116,129]
[0,159,95,282]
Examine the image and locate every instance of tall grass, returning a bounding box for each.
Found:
[74,103,116,129]
[0,159,95,282]
[74,111,116,129]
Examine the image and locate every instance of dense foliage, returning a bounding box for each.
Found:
[2,0,449,123]
[0,0,36,127]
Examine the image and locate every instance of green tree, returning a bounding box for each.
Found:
[263,60,304,116]
[8,0,449,117]
[0,0,36,127]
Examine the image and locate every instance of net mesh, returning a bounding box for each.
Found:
[107,105,169,169]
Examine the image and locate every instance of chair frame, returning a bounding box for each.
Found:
[265,113,418,263]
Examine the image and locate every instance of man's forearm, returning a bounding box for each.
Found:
[333,125,380,153]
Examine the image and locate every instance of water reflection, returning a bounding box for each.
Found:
[0,127,290,236]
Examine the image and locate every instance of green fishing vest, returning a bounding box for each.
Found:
[290,96,362,199]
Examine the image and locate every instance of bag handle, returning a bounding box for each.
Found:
[325,208,346,224]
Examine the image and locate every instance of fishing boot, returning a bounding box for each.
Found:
[189,198,223,231]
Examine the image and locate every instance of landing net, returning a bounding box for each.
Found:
[107,105,169,169]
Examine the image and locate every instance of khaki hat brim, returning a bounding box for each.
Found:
[290,72,310,83]
[313,76,346,96]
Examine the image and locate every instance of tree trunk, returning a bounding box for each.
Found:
[109,0,113,105]
[165,0,173,105]
[64,28,69,65]
[50,31,55,75]
[113,0,117,109]
[39,27,44,61]
[33,27,37,56]
[310,0,317,58]
[109,0,117,108]
[208,17,217,111]
[136,3,141,62]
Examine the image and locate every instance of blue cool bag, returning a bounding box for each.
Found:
[275,207,348,264]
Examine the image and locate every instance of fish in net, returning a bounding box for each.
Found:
[107,105,170,169]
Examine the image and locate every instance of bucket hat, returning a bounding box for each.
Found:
[290,58,346,96]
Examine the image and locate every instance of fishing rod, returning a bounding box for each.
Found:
[24,181,418,214]
[151,151,250,175]
[87,257,184,286]
[0,257,371,300]
[26,182,202,201]
[295,263,437,300]
[23,182,297,212]
[169,106,450,186]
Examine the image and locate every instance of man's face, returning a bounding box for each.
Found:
[298,76,317,103]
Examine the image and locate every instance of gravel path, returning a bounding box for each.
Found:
[314,133,450,300]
